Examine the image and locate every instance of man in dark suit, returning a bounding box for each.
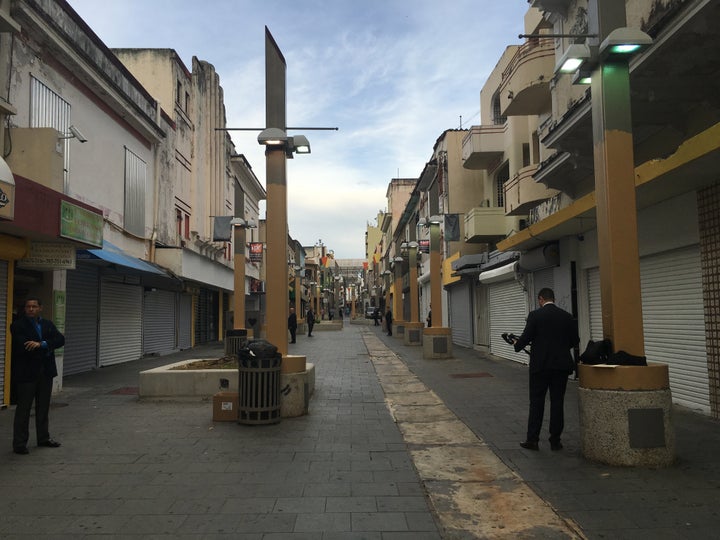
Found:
[11,297,65,455]
[288,307,297,343]
[513,288,579,451]
[306,308,315,337]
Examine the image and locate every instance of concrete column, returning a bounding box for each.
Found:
[405,244,423,346]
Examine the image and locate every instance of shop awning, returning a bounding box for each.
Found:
[77,240,167,275]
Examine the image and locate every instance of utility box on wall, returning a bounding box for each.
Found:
[5,128,64,192]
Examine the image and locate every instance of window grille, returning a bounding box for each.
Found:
[124,148,147,237]
[30,76,71,191]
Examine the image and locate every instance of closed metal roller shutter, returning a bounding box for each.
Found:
[177,294,192,349]
[449,281,473,348]
[532,267,555,306]
[0,260,7,405]
[64,264,99,375]
[586,246,709,412]
[142,289,177,355]
[586,267,602,340]
[488,279,528,363]
[99,280,142,366]
[641,246,709,412]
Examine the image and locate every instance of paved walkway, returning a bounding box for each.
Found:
[1,322,719,538]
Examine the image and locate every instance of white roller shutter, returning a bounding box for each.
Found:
[449,281,472,348]
[586,267,602,340]
[64,264,99,375]
[488,279,528,363]
[585,246,709,412]
[0,260,7,405]
[99,280,142,366]
[641,246,709,412]
[142,289,177,355]
[177,294,192,349]
[532,267,555,305]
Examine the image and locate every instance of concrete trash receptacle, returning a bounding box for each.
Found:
[237,339,282,425]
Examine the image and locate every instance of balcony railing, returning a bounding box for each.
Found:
[464,206,525,243]
[499,37,555,117]
[461,124,507,170]
[504,164,559,216]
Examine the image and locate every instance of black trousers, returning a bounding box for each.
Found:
[526,369,569,443]
[289,327,296,343]
[13,377,54,449]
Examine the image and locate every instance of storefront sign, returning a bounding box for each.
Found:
[17,242,76,270]
[60,200,103,247]
[249,242,264,263]
[0,175,14,220]
[419,239,430,253]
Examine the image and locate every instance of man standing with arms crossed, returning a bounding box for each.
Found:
[11,297,65,455]
[512,288,578,451]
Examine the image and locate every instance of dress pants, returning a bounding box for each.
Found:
[13,377,53,449]
[289,328,296,343]
[526,369,569,443]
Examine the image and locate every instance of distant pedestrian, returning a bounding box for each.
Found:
[306,308,315,337]
[511,288,579,452]
[288,307,297,343]
[11,297,65,455]
[385,308,393,336]
[373,307,381,326]
[426,307,432,327]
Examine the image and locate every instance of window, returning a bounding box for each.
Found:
[124,148,147,237]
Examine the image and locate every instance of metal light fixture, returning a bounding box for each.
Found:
[417,217,428,228]
[408,241,419,249]
[257,127,287,146]
[230,217,257,228]
[429,215,442,225]
[555,43,592,74]
[292,135,311,154]
[599,27,652,58]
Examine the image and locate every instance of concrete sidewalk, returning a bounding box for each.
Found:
[1,323,719,538]
[370,325,720,539]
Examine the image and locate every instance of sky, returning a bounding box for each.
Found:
[66,0,530,259]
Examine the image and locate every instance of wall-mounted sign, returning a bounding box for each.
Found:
[17,242,76,270]
[249,242,264,263]
[60,200,103,247]
[419,239,430,253]
[0,172,15,220]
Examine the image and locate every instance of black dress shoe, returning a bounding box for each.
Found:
[520,441,539,451]
[550,441,563,451]
[38,439,61,448]
[14,447,29,455]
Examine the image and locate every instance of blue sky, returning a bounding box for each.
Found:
[66,0,529,259]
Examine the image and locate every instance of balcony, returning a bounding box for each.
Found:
[464,206,525,243]
[462,124,506,170]
[504,164,559,216]
[498,38,555,117]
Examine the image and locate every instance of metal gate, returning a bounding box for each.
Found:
[64,264,99,375]
[177,294,192,349]
[99,280,142,366]
[532,267,555,308]
[448,280,473,348]
[587,245,709,412]
[142,289,177,355]
[0,260,7,405]
[488,279,528,363]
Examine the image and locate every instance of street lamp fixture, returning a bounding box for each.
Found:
[230,217,257,228]
[429,215,442,225]
[599,27,652,57]
[555,43,592,74]
[257,127,312,158]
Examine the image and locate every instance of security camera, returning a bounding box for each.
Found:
[69,125,88,143]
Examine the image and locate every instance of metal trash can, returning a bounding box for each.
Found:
[225,329,249,357]
[237,339,282,425]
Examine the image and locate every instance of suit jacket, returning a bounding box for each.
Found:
[11,316,65,382]
[288,313,297,330]
[514,303,579,374]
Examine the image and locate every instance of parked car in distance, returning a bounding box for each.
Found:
[365,307,379,319]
